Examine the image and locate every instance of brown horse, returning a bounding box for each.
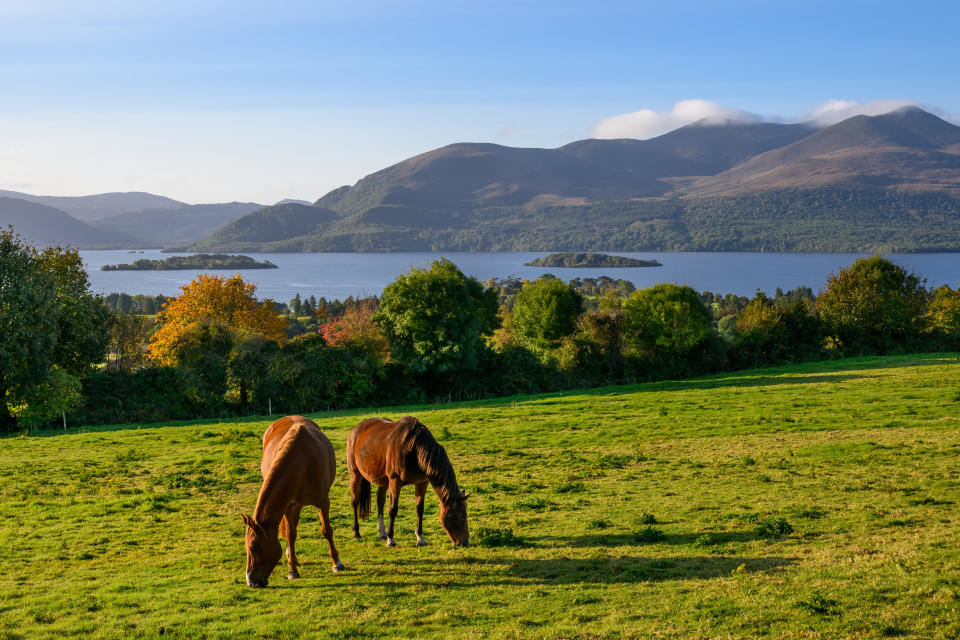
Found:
[241,415,345,588]
[347,416,469,547]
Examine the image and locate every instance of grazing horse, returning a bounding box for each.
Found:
[347,416,469,548]
[241,415,345,588]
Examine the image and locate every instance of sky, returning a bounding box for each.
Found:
[2,0,959,204]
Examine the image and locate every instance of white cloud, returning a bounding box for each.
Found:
[804,98,921,125]
[590,98,960,140]
[590,99,760,140]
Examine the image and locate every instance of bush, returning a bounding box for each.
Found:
[473,527,527,547]
[76,368,201,425]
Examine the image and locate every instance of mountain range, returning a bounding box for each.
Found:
[5,107,960,252]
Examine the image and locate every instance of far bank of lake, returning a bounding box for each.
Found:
[79,250,960,301]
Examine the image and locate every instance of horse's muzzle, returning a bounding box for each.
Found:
[246,571,268,588]
[455,536,470,548]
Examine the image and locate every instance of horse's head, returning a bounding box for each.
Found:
[241,514,282,588]
[440,491,470,547]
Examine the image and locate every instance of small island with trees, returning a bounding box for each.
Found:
[525,252,662,268]
[101,253,278,271]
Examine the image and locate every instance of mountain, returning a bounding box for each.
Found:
[682,107,960,196]
[0,190,186,222]
[0,197,139,248]
[92,202,265,246]
[274,198,313,206]
[190,203,339,251]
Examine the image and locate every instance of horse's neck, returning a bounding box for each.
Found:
[253,465,290,529]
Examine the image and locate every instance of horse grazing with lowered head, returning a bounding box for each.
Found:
[241,415,345,588]
[347,416,470,548]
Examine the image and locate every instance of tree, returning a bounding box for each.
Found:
[816,255,927,354]
[926,285,960,346]
[733,292,823,366]
[319,300,389,362]
[8,368,83,430]
[374,258,499,374]
[106,313,154,371]
[0,232,108,430]
[148,274,287,366]
[0,230,58,429]
[38,246,111,376]
[621,283,713,357]
[511,277,583,352]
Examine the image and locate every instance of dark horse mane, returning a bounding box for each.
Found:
[397,417,462,505]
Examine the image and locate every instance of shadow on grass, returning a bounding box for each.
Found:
[357,554,794,585]
[529,530,771,548]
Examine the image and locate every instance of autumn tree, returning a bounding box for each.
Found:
[319,300,389,362]
[148,274,287,406]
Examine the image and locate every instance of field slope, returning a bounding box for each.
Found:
[2,354,959,639]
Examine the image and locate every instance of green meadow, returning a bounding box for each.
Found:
[2,353,959,639]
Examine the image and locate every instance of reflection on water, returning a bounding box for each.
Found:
[80,250,960,301]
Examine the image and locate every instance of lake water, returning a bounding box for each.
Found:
[80,250,960,301]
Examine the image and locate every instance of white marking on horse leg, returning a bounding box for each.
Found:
[386,537,396,547]
[416,531,427,546]
[377,516,387,540]
[333,560,345,573]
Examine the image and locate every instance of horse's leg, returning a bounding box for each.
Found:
[376,486,388,541]
[318,497,345,573]
[282,504,302,579]
[414,481,428,546]
[350,471,363,539]
[386,478,401,547]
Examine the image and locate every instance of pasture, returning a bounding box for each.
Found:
[2,353,959,639]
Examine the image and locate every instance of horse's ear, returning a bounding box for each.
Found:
[241,513,254,528]
[461,491,470,501]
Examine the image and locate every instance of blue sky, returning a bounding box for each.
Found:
[2,0,958,203]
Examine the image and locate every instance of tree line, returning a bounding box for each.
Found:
[2,228,959,430]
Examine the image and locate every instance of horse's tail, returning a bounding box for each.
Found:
[356,476,372,520]
[347,423,372,520]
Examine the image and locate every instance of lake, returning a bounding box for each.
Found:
[80,250,960,301]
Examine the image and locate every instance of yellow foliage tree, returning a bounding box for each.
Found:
[148,274,288,366]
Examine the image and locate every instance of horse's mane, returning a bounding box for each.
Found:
[398,417,461,505]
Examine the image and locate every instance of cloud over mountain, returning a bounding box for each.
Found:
[591,98,953,140]
[591,100,760,140]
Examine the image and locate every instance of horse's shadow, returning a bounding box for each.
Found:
[530,531,771,548]
[375,554,793,585]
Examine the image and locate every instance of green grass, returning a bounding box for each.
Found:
[2,353,960,639]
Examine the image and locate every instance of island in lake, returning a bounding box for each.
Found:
[525,252,662,268]
[102,254,278,271]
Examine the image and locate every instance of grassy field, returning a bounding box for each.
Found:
[2,354,959,639]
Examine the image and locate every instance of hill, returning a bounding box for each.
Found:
[2,354,958,638]
[0,197,139,248]
[193,108,960,253]
[92,202,264,246]
[189,202,340,251]
[0,190,185,222]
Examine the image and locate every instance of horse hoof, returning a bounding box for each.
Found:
[353,533,361,540]
[333,561,345,573]
[416,537,427,547]
[378,534,388,541]
[287,571,300,580]
[386,538,396,547]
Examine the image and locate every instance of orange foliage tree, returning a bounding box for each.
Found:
[148,274,287,366]
[318,300,389,362]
